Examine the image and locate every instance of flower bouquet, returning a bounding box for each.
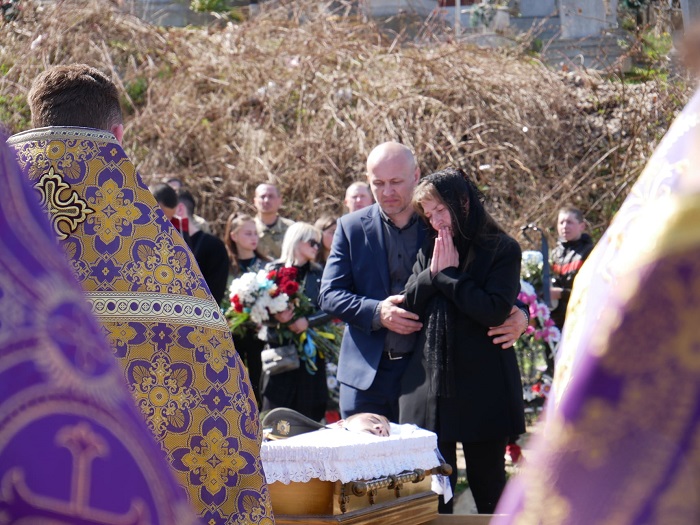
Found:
[514,250,561,423]
[266,269,343,392]
[224,269,290,338]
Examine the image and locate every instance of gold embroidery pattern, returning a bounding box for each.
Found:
[186,327,232,373]
[85,178,143,245]
[8,127,273,522]
[177,426,248,496]
[130,356,197,437]
[509,246,700,524]
[122,233,202,295]
[12,132,102,182]
[34,167,94,240]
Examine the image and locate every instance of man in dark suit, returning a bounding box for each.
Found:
[320,142,527,421]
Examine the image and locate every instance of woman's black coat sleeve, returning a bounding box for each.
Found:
[403,246,440,316]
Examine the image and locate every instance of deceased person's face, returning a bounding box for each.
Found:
[341,413,391,437]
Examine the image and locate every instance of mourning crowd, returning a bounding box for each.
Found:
[1,63,604,523]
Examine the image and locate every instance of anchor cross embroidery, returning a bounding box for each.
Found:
[35,166,94,240]
[0,422,148,524]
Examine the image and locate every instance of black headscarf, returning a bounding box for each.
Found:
[420,167,497,398]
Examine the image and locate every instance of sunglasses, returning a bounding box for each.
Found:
[308,239,320,249]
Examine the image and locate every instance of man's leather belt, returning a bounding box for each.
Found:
[384,349,409,360]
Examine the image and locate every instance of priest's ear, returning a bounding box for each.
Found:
[111,123,124,145]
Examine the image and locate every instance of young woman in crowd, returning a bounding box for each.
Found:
[224,212,270,278]
[263,222,331,421]
[223,212,271,405]
[399,168,525,514]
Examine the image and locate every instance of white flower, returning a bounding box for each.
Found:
[522,250,543,266]
[520,280,536,297]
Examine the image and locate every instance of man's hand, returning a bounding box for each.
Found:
[288,317,309,334]
[488,306,528,349]
[380,295,422,335]
[274,307,294,324]
[550,287,563,301]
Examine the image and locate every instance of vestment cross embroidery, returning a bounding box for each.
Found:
[35,166,94,240]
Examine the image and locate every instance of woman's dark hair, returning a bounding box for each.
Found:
[223,212,269,276]
[412,167,504,266]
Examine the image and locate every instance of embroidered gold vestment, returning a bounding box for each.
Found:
[8,127,274,525]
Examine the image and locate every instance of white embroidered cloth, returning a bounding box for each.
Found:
[261,423,441,484]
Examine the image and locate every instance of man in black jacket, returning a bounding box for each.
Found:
[176,189,229,305]
[152,183,229,304]
[550,205,595,330]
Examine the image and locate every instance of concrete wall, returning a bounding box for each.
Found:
[124,0,215,26]
[361,0,436,17]
[559,0,618,39]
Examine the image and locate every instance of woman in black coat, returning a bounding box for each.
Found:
[399,168,525,514]
[262,222,331,422]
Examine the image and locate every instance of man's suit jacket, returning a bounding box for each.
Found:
[319,204,427,390]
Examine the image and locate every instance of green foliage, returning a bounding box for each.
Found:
[123,77,148,112]
[622,30,672,83]
[469,1,508,29]
[620,13,637,32]
[189,0,244,22]
[641,31,672,63]
[623,0,652,9]
[530,38,543,54]
[0,94,30,132]
[190,0,228,13]
[624,65,668,83]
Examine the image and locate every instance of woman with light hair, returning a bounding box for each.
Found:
[263,222,332,421]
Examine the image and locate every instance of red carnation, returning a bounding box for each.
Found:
[277,267,298,282]
[281,280,300,296]
[232,294,243,313]
[267,270,277,281]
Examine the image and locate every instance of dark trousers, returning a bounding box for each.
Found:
[438,437,508,514]
[339,352,410,422]
[234,331,264,408]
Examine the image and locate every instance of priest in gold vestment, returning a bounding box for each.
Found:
[8,64,273,524]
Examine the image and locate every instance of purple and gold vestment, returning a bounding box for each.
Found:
[7,127,274,525]
[0,135,200,524]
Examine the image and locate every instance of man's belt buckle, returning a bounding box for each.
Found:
[387,350,404,361]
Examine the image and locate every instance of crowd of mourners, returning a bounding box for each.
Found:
[149,145,594,515]
[2,62,596,520]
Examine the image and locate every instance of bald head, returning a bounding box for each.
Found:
[366,142,419,227]
[366,142,416,175]
[344,181,373,213]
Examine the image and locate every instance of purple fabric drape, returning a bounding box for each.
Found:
[495,91,700,524]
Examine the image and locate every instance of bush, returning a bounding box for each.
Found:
[0,0,690,242]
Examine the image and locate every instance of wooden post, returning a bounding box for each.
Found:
[455,0,461,37]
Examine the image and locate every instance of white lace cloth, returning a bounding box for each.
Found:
[261,423,441,485]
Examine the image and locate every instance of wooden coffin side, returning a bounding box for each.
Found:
[268,478,336,515]
[274,491,438,525]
